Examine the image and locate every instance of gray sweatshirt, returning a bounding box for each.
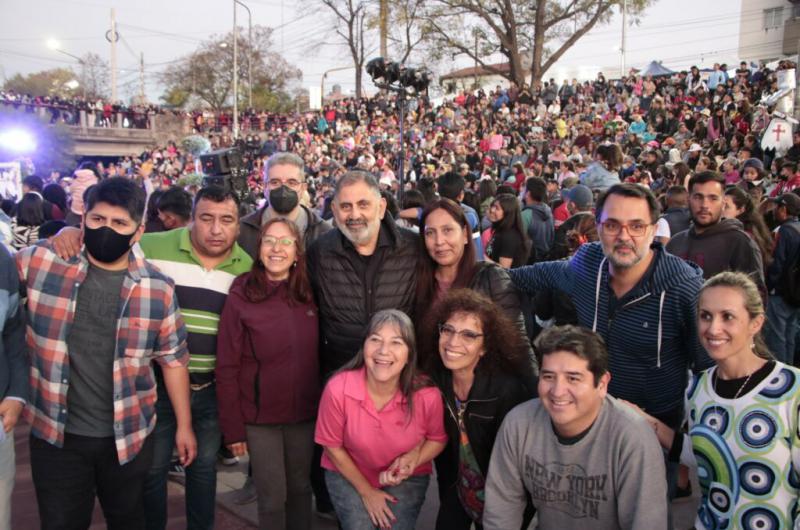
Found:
[483,396,668,530]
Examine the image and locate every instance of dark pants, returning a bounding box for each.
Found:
[435,482,482,530]
[311,443,333,511]
[246,422,314,530]
[30,432,154,530]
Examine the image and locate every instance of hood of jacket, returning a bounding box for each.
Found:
[577,241,703,368]
[523,203,553,222]
[687,217,746,239]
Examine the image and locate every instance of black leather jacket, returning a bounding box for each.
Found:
[432,366,536,490]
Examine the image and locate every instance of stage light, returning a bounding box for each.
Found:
[0,129,36,153]
[366,57,388,82]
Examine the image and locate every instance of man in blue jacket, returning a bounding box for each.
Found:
[0,244,27,529]
[511,183,712,430]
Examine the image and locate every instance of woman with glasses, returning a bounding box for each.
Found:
[422,289,536,530]
[315,310,447,530]
[216,218,320,530]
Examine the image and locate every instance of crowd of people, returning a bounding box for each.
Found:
[0,56,798,530]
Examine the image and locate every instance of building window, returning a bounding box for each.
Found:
[764,7,783,29]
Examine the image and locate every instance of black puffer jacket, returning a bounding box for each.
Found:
[432,366,535,490]
[238,204,332,260]
[307,215,419,375]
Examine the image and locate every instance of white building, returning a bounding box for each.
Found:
[738,0,800,63]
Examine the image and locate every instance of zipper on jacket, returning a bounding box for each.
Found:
[247,332,262,419]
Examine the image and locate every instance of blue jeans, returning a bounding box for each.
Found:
[143,382,221,530]
[325,470,428,530]
[764,294,800,365]
[0,430,13,530]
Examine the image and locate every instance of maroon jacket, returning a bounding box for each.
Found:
[216,274,320,443]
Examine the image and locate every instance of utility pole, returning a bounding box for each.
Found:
[379,0,388,58]
[139,52,145,103]
[620,0,627,79]
[233,0,239,139]
[110,8,118,102]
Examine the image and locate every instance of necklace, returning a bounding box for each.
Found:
[710,366,755,432]
[713,367,755,401]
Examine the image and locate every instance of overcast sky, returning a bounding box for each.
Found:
[0,0,743,102]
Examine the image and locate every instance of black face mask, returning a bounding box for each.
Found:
[269,186,299,214]
[84,225,136,264]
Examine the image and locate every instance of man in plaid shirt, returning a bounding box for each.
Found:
[16,177,196,529]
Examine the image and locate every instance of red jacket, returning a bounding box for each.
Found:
[216,274,320,442]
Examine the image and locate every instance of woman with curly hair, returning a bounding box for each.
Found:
[422,289,536,530]
[723,186,773,269]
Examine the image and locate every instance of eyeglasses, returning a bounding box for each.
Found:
[438,324,484,345]
[599,220,651,237]
[267,179,303,189]
[261,236,296,248]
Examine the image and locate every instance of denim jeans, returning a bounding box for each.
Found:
[143,382,221,530]
[325,470,428,530]
[0,430,13,530]
[764,294,800,365]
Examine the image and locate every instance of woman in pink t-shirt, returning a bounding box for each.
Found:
[315,310,447,530]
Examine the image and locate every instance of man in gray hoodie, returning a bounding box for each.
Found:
[666,171,765,294]
[484,325,667,530]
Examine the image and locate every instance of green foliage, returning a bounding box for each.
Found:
[0,106,76,176]
[159,25,302,112]
[3,68,79,99]
[180,135,211,156]
[176,173,204,188]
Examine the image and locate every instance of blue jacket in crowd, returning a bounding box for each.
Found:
[510,241,712,422]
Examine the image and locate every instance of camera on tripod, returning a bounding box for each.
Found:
[199,148,250,203]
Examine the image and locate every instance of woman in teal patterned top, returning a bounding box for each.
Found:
[627,271,800,530]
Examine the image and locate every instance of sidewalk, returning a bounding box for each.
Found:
[11,421,699,529]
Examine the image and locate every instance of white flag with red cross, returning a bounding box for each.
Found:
[761,117,794,156]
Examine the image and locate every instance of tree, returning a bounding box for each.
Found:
[384,0,429,64]
[422,0,653,87]
[3,68,80,99]
[319,0,370,98]
[159,25,301,112]
[79,52,110,100]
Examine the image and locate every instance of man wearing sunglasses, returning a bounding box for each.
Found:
[510,183,711,460]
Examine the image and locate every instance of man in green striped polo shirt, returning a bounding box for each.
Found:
[139,187,252,530]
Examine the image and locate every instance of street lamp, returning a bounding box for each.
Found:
[232,0,252,140]
[321,66,354,107]
[234,0,252,109]
[46,38,86,99]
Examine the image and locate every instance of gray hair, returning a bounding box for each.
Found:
[366,309,417,356]
[334,170,381,202]
[265,152,305,181]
